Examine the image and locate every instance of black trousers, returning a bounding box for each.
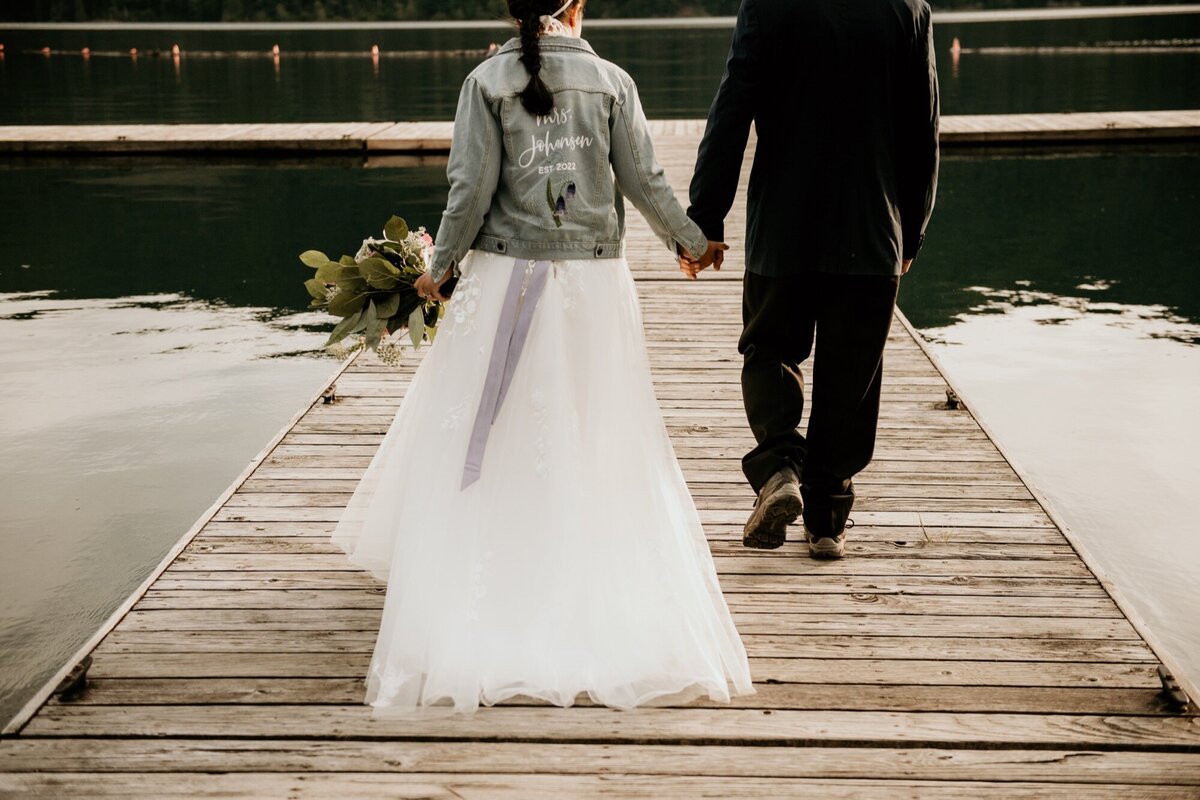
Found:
[739,270,900,497]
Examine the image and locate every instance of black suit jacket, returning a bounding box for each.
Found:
[687,0,940,276]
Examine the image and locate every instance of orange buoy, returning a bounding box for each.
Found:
[130,47,138,56]
[271,44,280,56]
[172,43,180,56]
[41,46,51,55]
[950,37,961,55]
[82,47,90,56]
[371,44,380,56]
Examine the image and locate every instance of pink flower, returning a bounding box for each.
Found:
[421,233,434,246]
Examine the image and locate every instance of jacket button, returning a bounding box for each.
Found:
[595,245,604,256]
[497,242,505,252]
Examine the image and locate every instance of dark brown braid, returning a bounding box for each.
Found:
[506,0,582,116]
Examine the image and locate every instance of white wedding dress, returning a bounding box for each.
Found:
[331,249,755,715]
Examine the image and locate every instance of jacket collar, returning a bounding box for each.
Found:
[495,35,597,57]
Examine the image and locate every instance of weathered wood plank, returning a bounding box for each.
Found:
[4,739,1200,784]
[45,679,1177,715]
[5,772,1200,800]
[132,588,1120,618]
[113,608,1144,639]
[2,110,1198,154]
[22,706,1200,749]
[148,571,1105,596]
[95,631,1155,663]
[71,651,1160,688]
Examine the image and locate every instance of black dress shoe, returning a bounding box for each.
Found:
[743,466,803,549]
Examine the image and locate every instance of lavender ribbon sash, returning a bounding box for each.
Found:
[461,258,552,489]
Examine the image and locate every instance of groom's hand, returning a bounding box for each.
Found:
[678,240,729,280]
[901,258,914,276]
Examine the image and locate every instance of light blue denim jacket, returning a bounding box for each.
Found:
[428,35,708,283]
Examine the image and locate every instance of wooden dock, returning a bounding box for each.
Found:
[1,109,1199,156]
[2,126,1199,798]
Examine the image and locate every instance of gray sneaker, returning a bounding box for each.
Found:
[743,466,803,549]
[804,528,847,559]
[801,485,855,560]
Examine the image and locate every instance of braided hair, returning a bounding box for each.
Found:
[506,0,583,116]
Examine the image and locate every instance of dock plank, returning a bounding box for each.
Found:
[0,110,1197,154]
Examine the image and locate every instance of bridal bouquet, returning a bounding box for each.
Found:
[301,215,453,365]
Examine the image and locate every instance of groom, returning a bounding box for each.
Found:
[681,0,940,558]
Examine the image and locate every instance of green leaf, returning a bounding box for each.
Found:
[363,301,385,350]
[300,250,329,268]
[374,292,401,319]
[359,256,402,291]
[335,275,369,294]
[384,216,409,242]
[546,177,555,213]
[339,255,357,266]
[303,278,327,301]
[324,307,365,347]
[328,289,367,317]
[408,306,425,349]
[315,262,359,283]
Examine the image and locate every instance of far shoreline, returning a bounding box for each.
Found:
[2,3,1198,31]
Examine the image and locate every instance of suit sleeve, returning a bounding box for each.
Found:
[899,6,940,261]
[686,0,763,244]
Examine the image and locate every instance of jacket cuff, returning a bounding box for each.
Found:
[428,249,456,284]
[903,232,925,261]
[677,221,710,262]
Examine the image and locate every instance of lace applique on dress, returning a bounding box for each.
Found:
[465,546,494,622]
[441,394,472,432]
[530,388,550,477]
[557,260,584,311]
[446,270,482,337]
[372,663,407,706]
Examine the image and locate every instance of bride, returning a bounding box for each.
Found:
[330,0,755,715]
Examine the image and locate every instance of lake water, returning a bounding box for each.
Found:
[2,12,1199,122]
[2,14,1199,726]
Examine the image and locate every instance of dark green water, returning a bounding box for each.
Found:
[2,14,1199,123]
[1,16,1200,727]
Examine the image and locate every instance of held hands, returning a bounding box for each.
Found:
[678,240,729,280]
[414,269,453,303]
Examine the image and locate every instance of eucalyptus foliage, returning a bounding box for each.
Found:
[301,215,444,356]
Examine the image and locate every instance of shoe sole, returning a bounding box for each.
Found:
[805,527,846,559]
[743,494,803,550]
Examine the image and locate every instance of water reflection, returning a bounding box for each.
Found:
[0,291,336,725]
[904,148,1200,691]
[938,284,1200,345]
[919,303,1200,691]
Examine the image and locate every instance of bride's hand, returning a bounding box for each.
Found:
[414,271,450,303]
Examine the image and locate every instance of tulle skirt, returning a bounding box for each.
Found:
[331,249,755,716]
